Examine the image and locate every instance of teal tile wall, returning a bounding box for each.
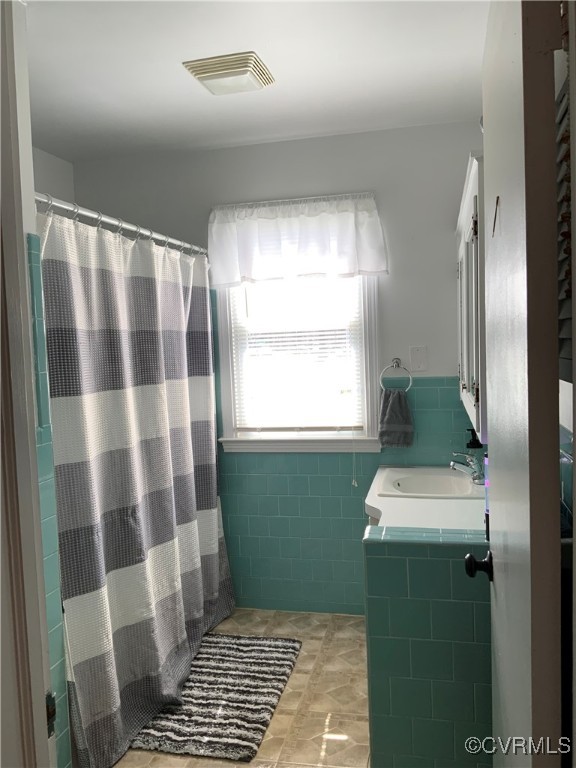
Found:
[221,452,368,613]
[28,234,71,768]
[379,376,484,467]
[219,377,482,614]
[364,526,491,768]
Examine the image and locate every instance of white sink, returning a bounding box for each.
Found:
[377,466,485,499]
[365,466,486,530]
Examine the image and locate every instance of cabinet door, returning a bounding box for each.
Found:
[457,156,486,440]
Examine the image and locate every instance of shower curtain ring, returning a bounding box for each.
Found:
[72,204,80,222]
[96,212,103,229]
[163,234,170,248]
[45,194,54,214]
[116,219,124,235]
[135,226,141,240]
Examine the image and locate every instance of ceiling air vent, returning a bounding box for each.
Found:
[182,51,274,96]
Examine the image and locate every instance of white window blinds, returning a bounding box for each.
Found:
[229,276,365,433]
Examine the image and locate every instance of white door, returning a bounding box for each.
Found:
[483,2,563,765]
[1,482,26,768]
[1,2,54,765]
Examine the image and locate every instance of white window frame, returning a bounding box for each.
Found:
[217,275,381,453]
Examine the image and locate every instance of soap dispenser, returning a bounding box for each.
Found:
[466,428,483,449]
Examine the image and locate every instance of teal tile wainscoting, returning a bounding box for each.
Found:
[220,452,369,614]
[218,377,484,614]
[28,234,72,768]
[364,526,492,768]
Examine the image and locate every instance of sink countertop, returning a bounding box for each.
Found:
[374,465,485,499]
[365,465,486,530]
[363,523,487,546]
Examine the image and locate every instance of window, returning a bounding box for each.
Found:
[209,193,388,451]
[231,276,362,432]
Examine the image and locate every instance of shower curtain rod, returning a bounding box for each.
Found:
[35,193,207,257]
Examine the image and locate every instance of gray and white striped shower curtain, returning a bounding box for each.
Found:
[38,213,235,768]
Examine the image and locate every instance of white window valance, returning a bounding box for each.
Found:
[207,192,389,287]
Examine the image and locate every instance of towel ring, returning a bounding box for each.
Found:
[379,358,413,392]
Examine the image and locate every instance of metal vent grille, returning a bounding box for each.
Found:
[182,51,274,89]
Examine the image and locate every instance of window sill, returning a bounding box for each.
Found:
[218,436,382,453]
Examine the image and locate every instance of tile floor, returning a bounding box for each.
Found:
[116,608,368,768]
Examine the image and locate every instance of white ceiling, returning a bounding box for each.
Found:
[27,1,489,161]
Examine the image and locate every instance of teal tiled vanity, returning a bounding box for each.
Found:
[363,525,492,768]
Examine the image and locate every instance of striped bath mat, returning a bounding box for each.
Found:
[132,633,301,762]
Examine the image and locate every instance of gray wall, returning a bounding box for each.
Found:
[33,147,75,201]
[74,121,482,375]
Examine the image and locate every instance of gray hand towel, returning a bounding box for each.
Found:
[379,388,414,447]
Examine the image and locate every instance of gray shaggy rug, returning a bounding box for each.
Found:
[132,633,301,762]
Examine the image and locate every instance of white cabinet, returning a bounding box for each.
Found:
[456,154,487,442]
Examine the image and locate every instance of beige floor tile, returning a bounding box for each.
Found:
[292,638,323,673]
[326,616,366,643]
[316,641,367,674]
[276,760,368,768]
[256,709,297,761]
[118,611,367,768]
[268,612,332,639]
[148,753,194,767]
[303,673,368,717]
[250,763,278,768]
[276,764,321,768]
[277,670,311,710]
[114,749,152,767]
[279,712,369,767]
[212,608,275,636]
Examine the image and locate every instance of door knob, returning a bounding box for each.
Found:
[464,550,493,581]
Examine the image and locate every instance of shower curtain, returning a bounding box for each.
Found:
[38,212,235,768]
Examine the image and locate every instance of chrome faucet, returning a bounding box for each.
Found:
[450,452,485,485]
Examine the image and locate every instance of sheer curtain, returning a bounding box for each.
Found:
[38,212,235,768]
[208,192,389,286]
